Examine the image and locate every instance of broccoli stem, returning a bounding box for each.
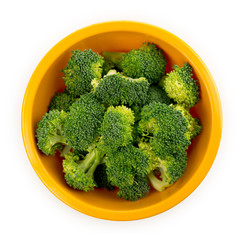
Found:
[102,51,125,69]
[60,145,72,157]
[79,150,96,170]
[87,149,103,176]
[148,168,171,192]
[79,149,104,176]
[49,134,67,146]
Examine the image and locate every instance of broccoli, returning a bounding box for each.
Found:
[148,155,187,192]
[63,93,104,151]
[92,70,150,106]
[48,90,77,112]
[103,43,167,84]
[35,44,203,201]
[173,104,202,140]
[63,49,104,96]
[139,141,187,192]
[161,63,199,108]
[62,147,103,192]
[138,141,161,172]
[102,59,116,76]
[105,145,150,189]
[36,110,68,156]
[100,106,135,152]
[130,105,141,122]
[94,163,115,191]
[117,175,150,201]
[138,102,190,161]
[145,85,173,106]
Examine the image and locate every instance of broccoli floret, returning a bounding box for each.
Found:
[94,163,115,191]
[92,70,150,106]
[62,147,103,192]
[102,59,116,76]
[63,93,104,151]
[36,110,68,156]
[103,43,167,84]
[161,63,199,108]
[63,49,104,96]
[105,145,150,189]
[173,104,202,140]
[117,175,150,201]
[139,141,187,192]
[148,155,187,192]
[138,102,190,160]
[105,144,150,200]
[48,90,77,112]
[100,106,135,152]
[145,85,173,105]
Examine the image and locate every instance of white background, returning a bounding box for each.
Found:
[1,0,243,239]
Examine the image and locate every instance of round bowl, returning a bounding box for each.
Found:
[21,21,222,221]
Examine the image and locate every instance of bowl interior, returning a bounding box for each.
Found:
[29,30,213,215]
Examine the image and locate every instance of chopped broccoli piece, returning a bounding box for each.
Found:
[103,43,167,84]
[105,145,150,188]
[63,148,103,192]
[63,93,104,151]
[92,70,150,106]
[100,106,135,152]
[148,155,187,192]
[173,104,202,140]
[36,110,68,156]
[139,141,187,192]
[48,90,77,112]
[63,49,104,96]
[138,102,190,160]
[161,63,199,108]
[94,163,115,191]
[117,175,150,201]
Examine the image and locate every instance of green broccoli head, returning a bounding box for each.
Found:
[103,43,167,84]
[173,104,202,140]
[138,102,190,160]
[62,149,102,192]
[48,90,77,112]
[63,49,104,96]
[139,140,187,192]
[117,175,150,201]
[100,106,135,152]
[161,63,200,108]
[94,163,115,191]
[145,85,173,106]
[105,145,150,188]
[63,93,104,151]
[36,110,67,156]
[148,154,187,192]
[92,71,150,106]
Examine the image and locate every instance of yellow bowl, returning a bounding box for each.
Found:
[21,21,222,221]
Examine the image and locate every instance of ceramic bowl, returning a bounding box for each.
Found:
[21,21,222,221]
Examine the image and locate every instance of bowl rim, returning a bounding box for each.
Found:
[21,20,222,221]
